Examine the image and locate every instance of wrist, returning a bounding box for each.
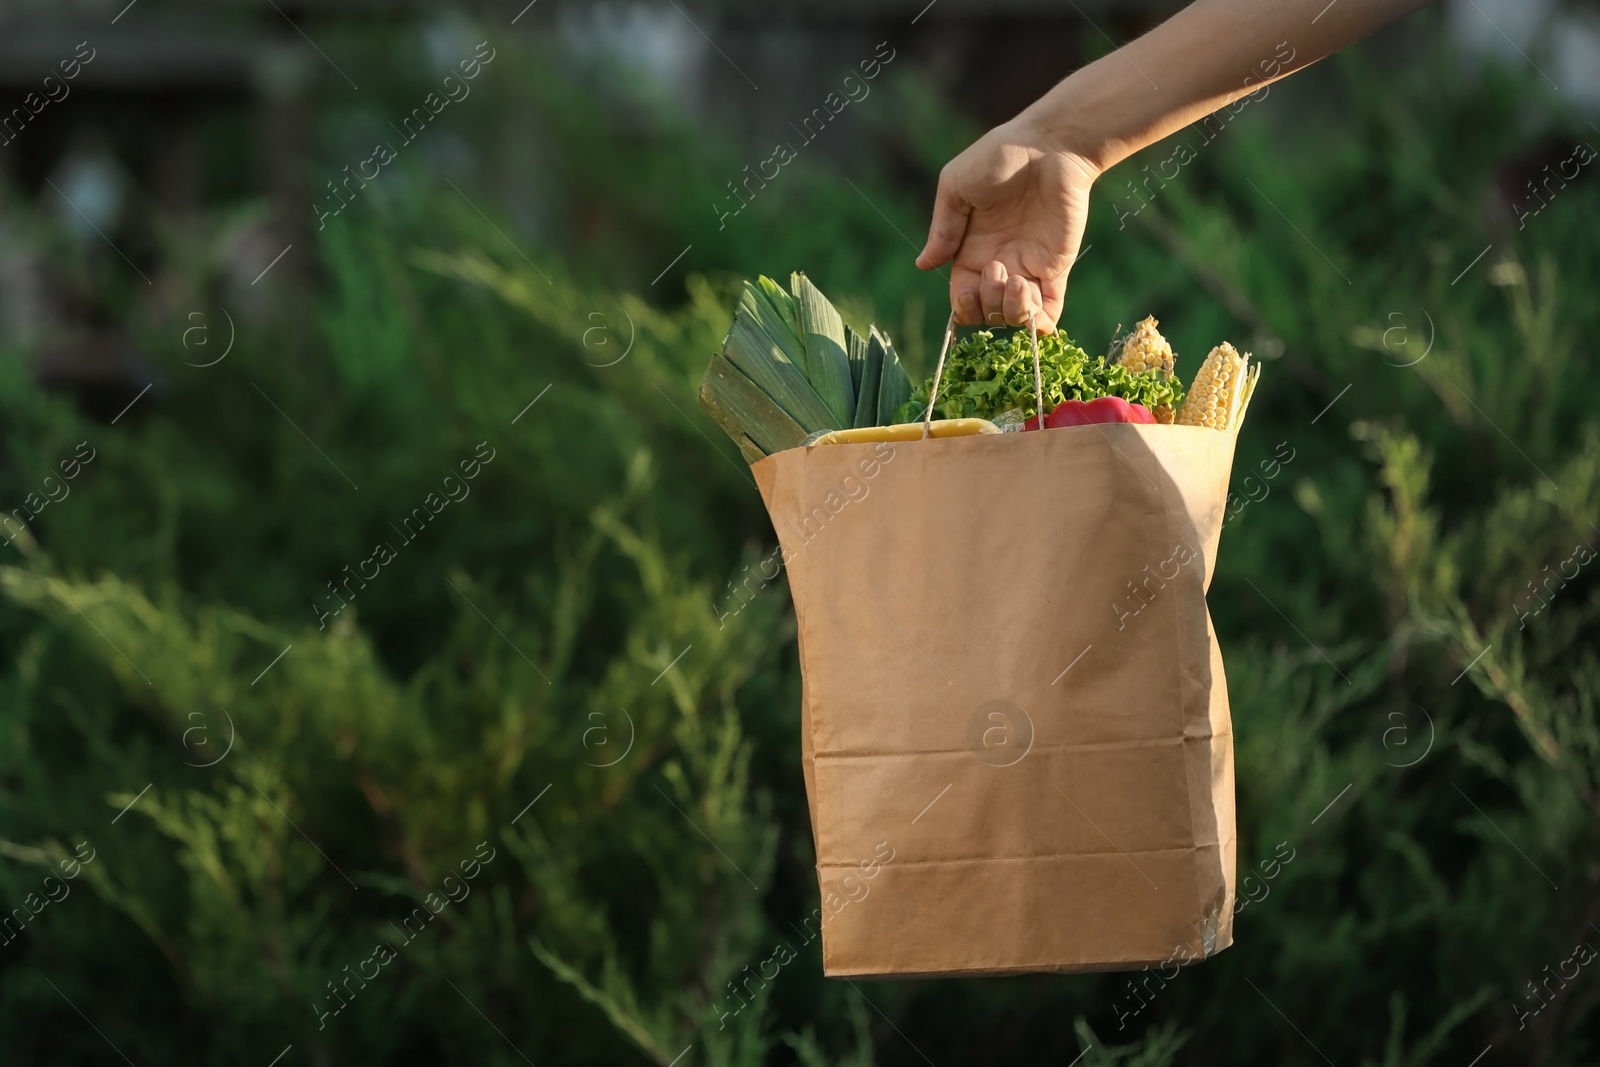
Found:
[1019,47,1172,176]
[1009,110,1106,185]
[1004,111,1107,191]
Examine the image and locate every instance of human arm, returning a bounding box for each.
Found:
[917,0,1436,330]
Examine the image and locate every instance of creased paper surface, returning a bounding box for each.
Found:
[753,424,1239,978]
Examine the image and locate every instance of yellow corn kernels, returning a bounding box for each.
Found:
[1175,342,1250,430]
[1117,316,1177,379]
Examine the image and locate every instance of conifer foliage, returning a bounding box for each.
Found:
[1,25,1598,1067]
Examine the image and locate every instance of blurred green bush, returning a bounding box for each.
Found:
[1,19,1598,1067]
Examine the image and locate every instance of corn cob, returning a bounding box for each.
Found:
[1117,315,1176,378]
[1116,316,1178,423]
[1175,342,1250,430]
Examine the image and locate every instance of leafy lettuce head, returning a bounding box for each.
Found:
[897,328,1185,423]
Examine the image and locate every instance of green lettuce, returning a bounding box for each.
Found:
[896,328,1185,423]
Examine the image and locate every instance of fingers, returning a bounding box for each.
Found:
[953,262,1056,330]
[953,264,1063,332]
[1036,271,1068,334]
[968,262,1045,329]
[917,166,970,271]
[952,277,982,326]
[979,262,1009,326]
[1003,274,1039,331]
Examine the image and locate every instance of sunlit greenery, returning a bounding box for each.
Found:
[1,17,1597,1066]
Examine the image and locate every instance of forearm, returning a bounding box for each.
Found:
[1024,0,1433,172]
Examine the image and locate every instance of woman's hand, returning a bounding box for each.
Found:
[916,1,1430,333]
[916,117,1100,333]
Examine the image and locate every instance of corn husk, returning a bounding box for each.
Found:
[1232,362,1261,431]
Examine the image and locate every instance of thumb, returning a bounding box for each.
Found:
[917,169,970,271]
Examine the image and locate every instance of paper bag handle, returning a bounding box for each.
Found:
[921,308,1048,439]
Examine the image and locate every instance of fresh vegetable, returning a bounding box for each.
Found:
[871,328,911,426]
[698,274,914,458]
[848,328,879,427]
[809,419,1000,445]
[1023,397,1158,431]
[1174,341,1260,431]
[898,327,1185,424]
[720,294,835,430]
[793,273,855,426]
[700,276,1258,457]
[1113,316,1176,378]
[699,353,809,461]
[1114,316,1179,424]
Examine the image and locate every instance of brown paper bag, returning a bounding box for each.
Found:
[752,422,1238,978]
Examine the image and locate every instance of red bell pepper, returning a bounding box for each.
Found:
[1023,396,1157,430]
